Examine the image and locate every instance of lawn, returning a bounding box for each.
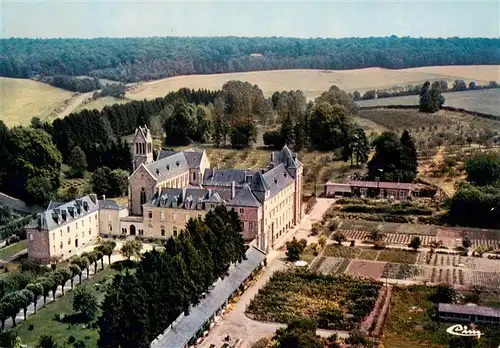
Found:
[382,286,500,348]
[246,270,381,330]
[377,250,418,264]
[0,240,28,260]
[14,267,117,347]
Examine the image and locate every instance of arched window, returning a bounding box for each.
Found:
[108,224,112,232]
[140,188,146,205]
[173,226,177,237]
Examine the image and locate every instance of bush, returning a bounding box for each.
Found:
[304,195,317,214]
[373,241,387,250]
[68,335,76,344]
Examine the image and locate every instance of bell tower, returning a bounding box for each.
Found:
[132,126,154,171]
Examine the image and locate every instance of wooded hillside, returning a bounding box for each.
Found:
[2,37,499,82]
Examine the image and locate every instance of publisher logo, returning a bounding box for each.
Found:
[446,324,482,339]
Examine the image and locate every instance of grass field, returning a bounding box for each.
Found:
[14,267,116,347]
[0,77,73,127]
[0,240,28,260]
[74,96,129,113]
[126,66,500,101]
[356,88,500,116]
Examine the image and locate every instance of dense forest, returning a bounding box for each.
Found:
[2,37,499,82]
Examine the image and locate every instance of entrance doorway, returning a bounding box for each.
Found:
[130,224,136,236]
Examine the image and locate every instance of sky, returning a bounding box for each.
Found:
[1,0,499,39]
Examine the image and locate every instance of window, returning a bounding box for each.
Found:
[76,222,78,229]
[52,233,55,240]
[28,233,33,242]
[67,226,70,233]
[121,228,127,234]
[160,211,165,220]
[140,188,147,206]
[161,226,165,237]
[108,224,112,232]
[197,214,202,220]
[148,211,152,218]
[60,230,63,237]
[89,216,91,223]
[95,214,97,221]
[68,238,71,245]
[239,208,244,214]
[139,230,144,236]
[82,220,84,227]
[249,222,254,232]
[173,226,178,237]
[89,229,91,235]
[60,242,63,249]
[192,172,196,181]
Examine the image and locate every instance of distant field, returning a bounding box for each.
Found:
[74,96,129,112]
[0,77,73,127]
[356,88,500,116]
[127,65,500,101]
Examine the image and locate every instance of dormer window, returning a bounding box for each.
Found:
[176,161,180,167]
[155,168,160,175]
[166,164,170,170]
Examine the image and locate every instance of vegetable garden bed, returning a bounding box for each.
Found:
[246,270,381,330]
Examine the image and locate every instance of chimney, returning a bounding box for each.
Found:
[231,181,236,199]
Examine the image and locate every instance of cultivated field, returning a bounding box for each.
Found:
[0,77,73,127]
[126,65,500,101]
[356,88,500,116]
[315,243,500,289]
[74,96,129,113]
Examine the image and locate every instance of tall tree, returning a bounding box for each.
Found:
[2,127,62,205]
[98,272,150,348]
[465,152,500,186]
[280,114,294,146]
[68,146,87,178]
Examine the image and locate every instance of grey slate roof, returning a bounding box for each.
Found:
[262,164,295,198]
[158,149,204,168]
[151,246,266,348]
[145,152,189,182]
[0,192,43,214]
[98,200,120,210]
[25,195,99,231]
[47,201,65,210]
[439,303,500,318]
[227,185,261,208]
[146,188,226,209]
[203,169,258,187]
[271,145,301,170]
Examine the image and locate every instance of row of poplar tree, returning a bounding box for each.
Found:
[97,205,247,348]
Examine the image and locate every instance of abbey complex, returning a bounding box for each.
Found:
[26,126,303,262]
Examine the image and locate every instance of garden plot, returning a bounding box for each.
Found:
[398,224,437,236]
[340,220,380,231]
[246,271,382,331]
[346,260,385,279]
[377,250,418,264]
[324,245,361,258]
[381,263,422,280]
[470,271,500,289]
[315,257,345,274]
[436,227,500,249]
[476,258,500,272]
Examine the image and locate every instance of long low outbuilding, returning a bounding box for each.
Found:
[438,303,500,325]
[151,246,267,348]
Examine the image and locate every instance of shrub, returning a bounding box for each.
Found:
[304,195,317,214]
[373,241,387,250]
[68,335,76,344]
